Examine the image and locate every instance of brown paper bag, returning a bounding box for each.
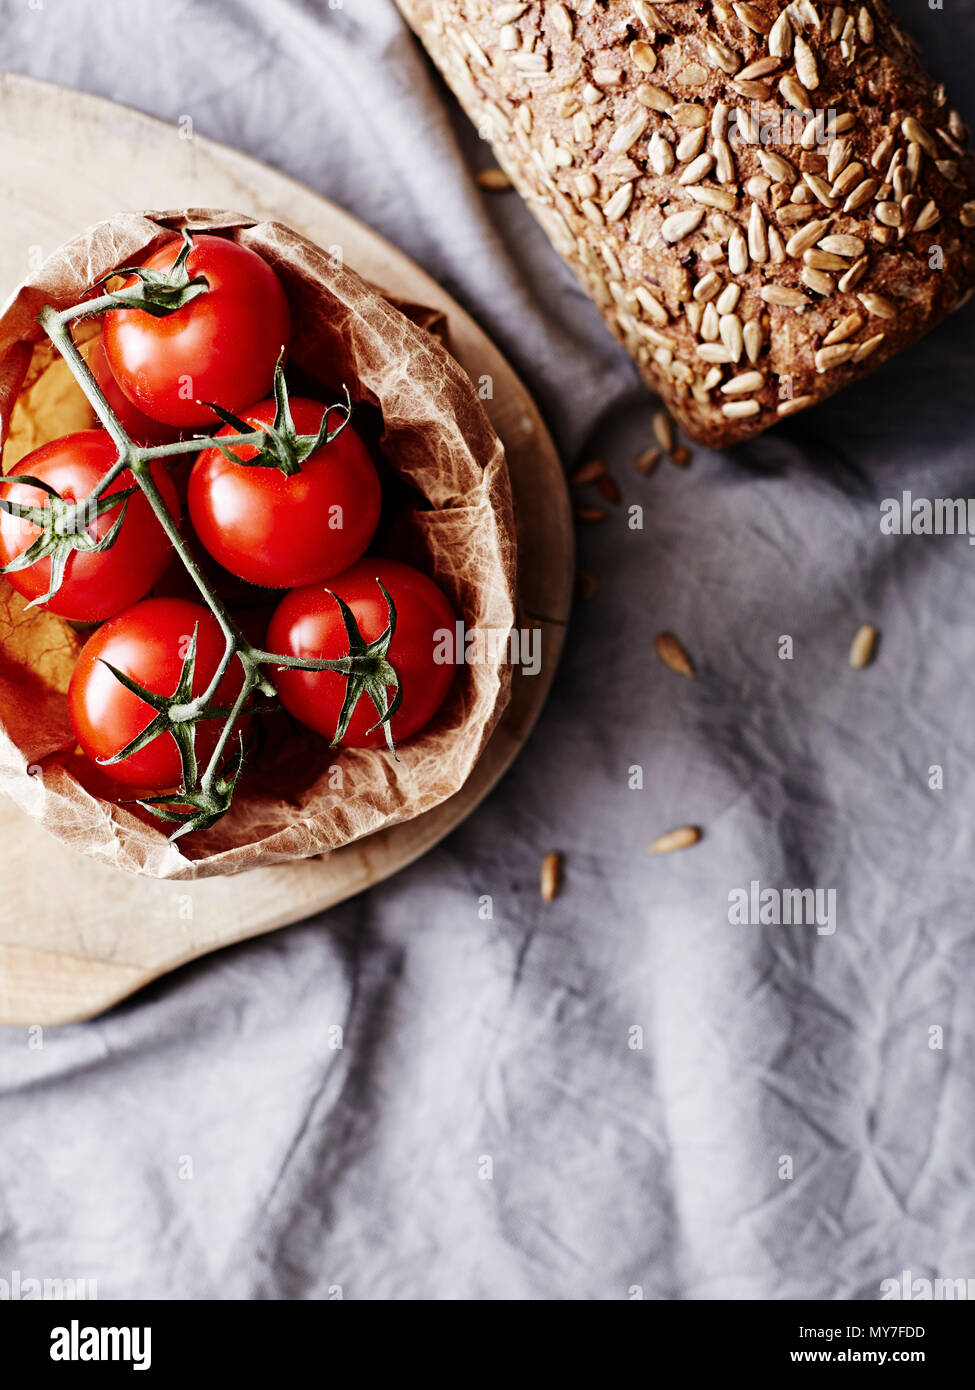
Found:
[0,210,516,880]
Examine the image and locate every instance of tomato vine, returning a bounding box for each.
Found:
[5,233,402,839]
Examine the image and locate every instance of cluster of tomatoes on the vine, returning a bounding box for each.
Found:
[0,233,457,826]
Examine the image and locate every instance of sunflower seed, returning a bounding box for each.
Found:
[727,228,749,275]
[831,162,866,199]
[743,319,764,362]
[697,342,735,364]
[818,233,865,257]
[849,624,878,669]
[815,342,858,371]
[634,286,670,326]
[540,851,563,901]
[511,51,549,72]
[722,398,761,418]
[570,459,607,486]
[739,55,783,81]
[912,200,940,232]
[649,132,676,176]
[707,37,742,74]
[677,63,709,87]
[733,2,771,33]
[686,184,737,211]
[680,152,716,185]
[901,116,937,157]
[827,137,853,181]
[780,74,814,112]
[776,203,816,226]
[635,447,662,475]
[786,218,831,256]
[609,109,650,155]
[662,206,706,242]
[676,127,708,162]
[701,301,721,341]
[716,282,742,315]
[875,201,902,227]
[759,285,802,308]
[631,40,658,72]
[844,177,879,212]
[805,248,847,271]
[837,255,869,292]
[649,825,701,854]
[768,10,794,58]
[748,203,769,262]
[655,631,695,677]
[721,370,764,395]
[760,150,798,184]
[494,2,528,21]
[653,410,675,452]
[693,270,723,301]
[602,183,633,222]
[793,35,820,89]
[475,168,513,190]
[671,103,710,128]
[852,332,885,361]
[823,312,863,345]
[857,291,896,318]
[719,313,745,360]
[777,394,816,416]
[638,84,675,111]
[714,138,736,184]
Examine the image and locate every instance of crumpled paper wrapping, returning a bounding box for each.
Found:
[0,210,516,879]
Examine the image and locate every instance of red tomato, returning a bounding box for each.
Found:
[266,559,457,747]
[0,432,180,621]
[102,235,291,428]
[68,598,245,792]
[188,397,381,589]
[82,333,182,447]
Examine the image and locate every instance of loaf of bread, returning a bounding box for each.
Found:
[396,0,975,447]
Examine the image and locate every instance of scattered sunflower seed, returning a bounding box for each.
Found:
[540,851,563,901]
[571,458,606,486]
[655,631,695,678]
[635,447,662,475]
[649,826,702,855]
[849,624,879,669]
[475,168,512,191]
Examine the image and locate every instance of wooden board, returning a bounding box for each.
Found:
[0,74,573,1027]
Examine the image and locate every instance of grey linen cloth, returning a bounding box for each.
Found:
[1,0,974,1300]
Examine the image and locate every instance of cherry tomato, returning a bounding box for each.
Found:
[0,432,180,621]
[266,559,457,748]
[68,598,245,792]
[102,235,291,428]
[189,397,381,589]
[82,333,182,447]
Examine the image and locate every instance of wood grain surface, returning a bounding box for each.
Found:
[0,74,573,1026]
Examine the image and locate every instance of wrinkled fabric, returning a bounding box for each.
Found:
[1,0,974,1301]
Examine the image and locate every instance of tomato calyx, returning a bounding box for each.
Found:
[93,229,210,319]
[204,356,353,477]
[286,580,403,755]
[126,735,249,839]
[95,623,236,792]
[0,472,139,608]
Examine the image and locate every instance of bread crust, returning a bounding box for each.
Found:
[396,0,975,447]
